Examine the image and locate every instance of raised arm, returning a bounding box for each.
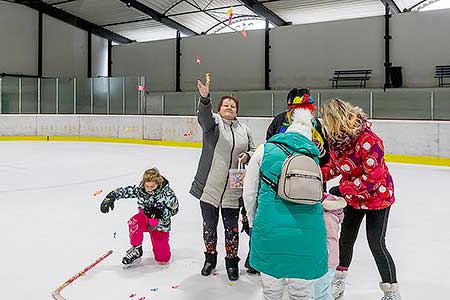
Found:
[197,78,216,133]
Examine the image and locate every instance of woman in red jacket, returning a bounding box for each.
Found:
[320,99,401,300]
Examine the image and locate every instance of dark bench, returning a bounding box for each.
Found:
[435,65,450,87]
[330,69,372,88]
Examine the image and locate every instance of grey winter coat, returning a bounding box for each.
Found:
[190,96,256,209]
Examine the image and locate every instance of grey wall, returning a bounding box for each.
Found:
[0,2,108,78]
[391,9,450,88]
[112,30,265,92]
[180,31,265,91]
[0,2,38,75]
[270,16,385,89]
[92,35,108,77]
[112,40,176,92]
[43,15,88,78]
[111,9,450,91]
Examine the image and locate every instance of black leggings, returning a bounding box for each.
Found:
[339,205,397,283]
[200,201,240,258]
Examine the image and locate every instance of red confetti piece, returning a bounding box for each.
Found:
[138,297,146,300]
[184,131,192,137]
[196,57,201,65]
[129,294,136,298]
[171,285,180,289]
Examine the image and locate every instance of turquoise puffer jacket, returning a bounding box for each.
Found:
[250,132,328,279]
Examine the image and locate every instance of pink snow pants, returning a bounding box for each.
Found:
[127,209,171,263]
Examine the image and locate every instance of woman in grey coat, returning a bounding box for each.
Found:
[190,77,256,281]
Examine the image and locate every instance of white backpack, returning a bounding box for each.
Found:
[260,142,323,205]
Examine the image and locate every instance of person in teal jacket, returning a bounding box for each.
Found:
[243,101,328,300]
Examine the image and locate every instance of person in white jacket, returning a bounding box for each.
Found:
[243,106,327,300]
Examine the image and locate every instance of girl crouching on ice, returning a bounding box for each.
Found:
[100,168,179,267]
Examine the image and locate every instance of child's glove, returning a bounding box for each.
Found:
[100,193,116,213]
[144,206,163,219]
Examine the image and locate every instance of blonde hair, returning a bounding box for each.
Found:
[140,168,164,187]
[320,98,367,142]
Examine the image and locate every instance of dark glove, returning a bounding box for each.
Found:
[144,206,163,219]
[100,195,115,213]
[241,214,250,235]
[329,186,343,197]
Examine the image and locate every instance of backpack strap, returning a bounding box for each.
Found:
[260,172,278,191]
[259,142,291,192]
[272,141,315,158]
[271,142,292,156]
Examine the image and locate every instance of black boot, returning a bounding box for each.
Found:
[225,257,240,281]
[201,252,217,276]
[244,255,260,275]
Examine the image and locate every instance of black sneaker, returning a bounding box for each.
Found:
[246,267,260,275]
[244,255,260,275]
[122,245,143,267]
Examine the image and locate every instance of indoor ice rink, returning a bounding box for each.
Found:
[1,0,450,300]
[1,141,449,300]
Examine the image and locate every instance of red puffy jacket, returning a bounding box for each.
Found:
[321,127,395,210]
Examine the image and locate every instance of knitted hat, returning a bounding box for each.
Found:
[285,108,313,140]
[287,88,314,108]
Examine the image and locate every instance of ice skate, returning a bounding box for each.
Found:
[332,270,347,300]
[122,245,143,269]
[380,282,402,300]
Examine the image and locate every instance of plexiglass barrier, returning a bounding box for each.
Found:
[0,75,144,115]
[1,75,449,120]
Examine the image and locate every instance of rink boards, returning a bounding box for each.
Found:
[0,114,449,164]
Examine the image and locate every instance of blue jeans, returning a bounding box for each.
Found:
[313,267,336,300]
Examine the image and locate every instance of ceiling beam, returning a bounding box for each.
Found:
[15,0,133,44]
[239,0,289,26]
[119,0,198,36]
[380,0,402,13]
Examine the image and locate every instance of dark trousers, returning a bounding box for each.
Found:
[339,205,397,283]
[200,201,240,258]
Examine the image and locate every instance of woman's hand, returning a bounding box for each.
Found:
[197,79,210,98]
[238,152,250,164]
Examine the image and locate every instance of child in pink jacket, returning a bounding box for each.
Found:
[313,193,347,300]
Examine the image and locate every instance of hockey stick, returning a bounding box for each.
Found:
[51,250,113,300]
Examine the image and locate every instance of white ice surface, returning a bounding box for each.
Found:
[0,142,449,300]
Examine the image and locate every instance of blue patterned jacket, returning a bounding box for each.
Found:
[108,178,179,232]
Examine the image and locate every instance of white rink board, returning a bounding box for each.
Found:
[79,115,120,137]
[118,116,143,139]
[0,115,449,158]
[438,122,450,157]
[371,120,439,157]
[0,115,36,135]
[143,116,163,140]
[37,115,80,136]
[244,117,273,147]
[161,116,202,143]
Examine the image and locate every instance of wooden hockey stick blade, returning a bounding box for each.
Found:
[51,250,113,300]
